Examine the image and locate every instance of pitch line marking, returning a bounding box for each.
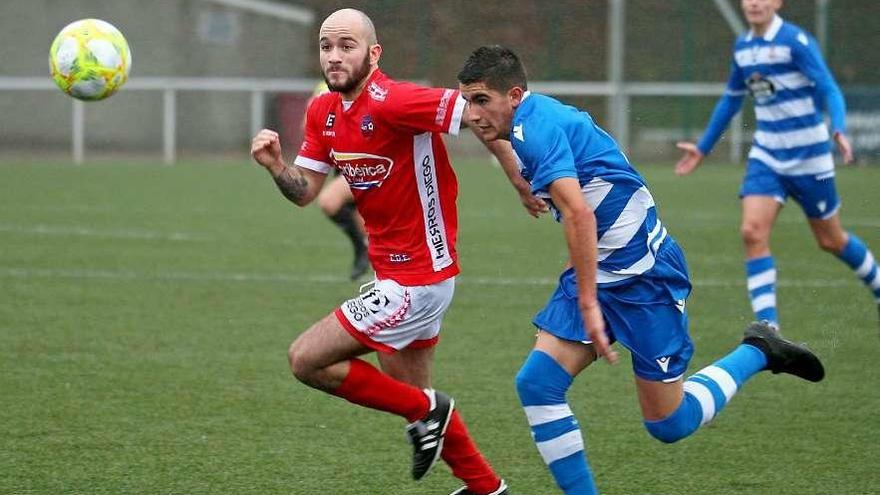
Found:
[0,266,862,289]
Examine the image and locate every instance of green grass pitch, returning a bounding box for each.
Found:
[1,159,878,494]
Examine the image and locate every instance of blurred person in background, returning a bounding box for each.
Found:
[675,0,880,327]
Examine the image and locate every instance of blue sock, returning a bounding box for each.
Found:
[516,350,597,495]
[837,234,880,303]
[645,344,767,443]
[746,256,779,326]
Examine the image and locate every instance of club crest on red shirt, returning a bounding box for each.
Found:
[360,115,375,137]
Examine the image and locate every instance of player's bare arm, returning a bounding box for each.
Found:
[548,177,618,364]
[272,167,316,205]
[250,129,326,206]
[486,139,548,218]
[468,124,548,218]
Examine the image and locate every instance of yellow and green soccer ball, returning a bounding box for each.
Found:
[49,19,132,101]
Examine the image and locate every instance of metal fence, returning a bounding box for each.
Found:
[3,0,877,164]
[0,76,745,164]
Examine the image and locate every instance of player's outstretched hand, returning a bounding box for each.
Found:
[674,142,704,176]
[251,129,284,172]
[520,192,549,218]
[581,301,618,364]
[833,132,854,165]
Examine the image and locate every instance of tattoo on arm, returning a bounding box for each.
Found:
[272,167,309,204]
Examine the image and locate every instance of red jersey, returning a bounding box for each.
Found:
[295,70,467,286]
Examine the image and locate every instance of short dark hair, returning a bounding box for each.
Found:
[457,45,528,92]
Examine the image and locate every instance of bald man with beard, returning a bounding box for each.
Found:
[250,9,508,495]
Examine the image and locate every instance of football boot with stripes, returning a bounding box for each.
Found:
[449,479,509,495]
[406,389,454,480]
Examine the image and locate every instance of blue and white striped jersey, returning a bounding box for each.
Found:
[698,15,846,176]
[510,92,669,287]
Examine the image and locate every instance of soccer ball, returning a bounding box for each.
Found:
[49,19,132,101]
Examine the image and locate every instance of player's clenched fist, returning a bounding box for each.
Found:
[251,129,284,172]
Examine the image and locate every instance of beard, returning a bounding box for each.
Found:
[324,51,371,94]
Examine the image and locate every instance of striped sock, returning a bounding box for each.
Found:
[683,344,767,424]
[746,256,779,326]
[645,344,767,442]
[516,350,597,495]
[837,234,880,303]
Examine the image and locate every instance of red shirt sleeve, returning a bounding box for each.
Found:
[295,95,333,173]
[380,82,467,136]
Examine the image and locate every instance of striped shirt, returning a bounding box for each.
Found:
[698,15,846,176]
[511,92,669,287]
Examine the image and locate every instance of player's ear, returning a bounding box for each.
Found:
[369,43,382,66]
[508,86,525,107]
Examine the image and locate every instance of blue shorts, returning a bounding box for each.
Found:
[533,239,695,382]
[740,160,840,219]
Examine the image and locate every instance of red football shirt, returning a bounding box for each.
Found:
[294,70,467,286]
